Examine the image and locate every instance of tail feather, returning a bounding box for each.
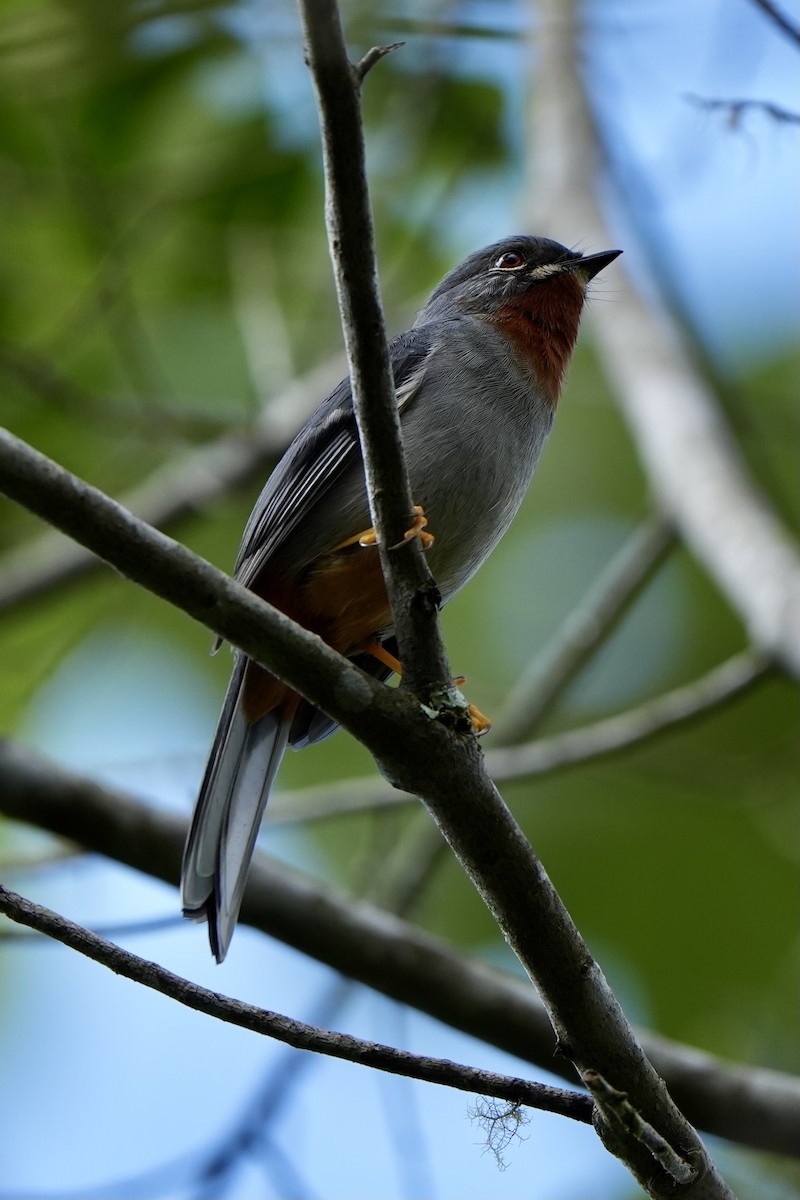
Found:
[181,651,292,962]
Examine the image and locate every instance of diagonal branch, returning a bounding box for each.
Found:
[749,0,800,46]
[526,0,800,679]
[0,884,592,1125]
[0,429,732,1196]
[0,428,402,750]
[1,735,798,1160]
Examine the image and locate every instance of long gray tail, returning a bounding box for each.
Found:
[181,651,292,962]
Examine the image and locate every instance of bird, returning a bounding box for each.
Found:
[181,234,621,961]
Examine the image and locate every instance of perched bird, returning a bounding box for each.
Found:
[181,235,621,961]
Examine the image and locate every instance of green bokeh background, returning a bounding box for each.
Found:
[0,2,798,1197]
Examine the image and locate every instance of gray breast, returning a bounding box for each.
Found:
[400,318,554,600]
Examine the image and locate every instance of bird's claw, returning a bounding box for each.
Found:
[391,505,435,551]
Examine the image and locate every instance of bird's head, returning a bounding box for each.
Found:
[419,236,621,403]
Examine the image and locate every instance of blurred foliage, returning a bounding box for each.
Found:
[0,0,798,1196]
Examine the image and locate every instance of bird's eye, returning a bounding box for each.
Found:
[493,251,525,270]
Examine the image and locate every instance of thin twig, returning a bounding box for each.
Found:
[0,884,592,1124]
[749,0,800,46]
[685,94,800,127]
[486,647,771,782]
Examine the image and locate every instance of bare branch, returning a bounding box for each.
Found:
[2,736,797,1161]
[526,0,800,679]
[0,884,592,1124]
[298,0,453,704]
[0,428,405,750]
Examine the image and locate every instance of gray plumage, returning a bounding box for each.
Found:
[181,236,621,961]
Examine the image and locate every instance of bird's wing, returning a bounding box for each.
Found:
[235,326,438,590]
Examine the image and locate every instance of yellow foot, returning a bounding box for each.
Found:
[361,638,403,675]
[332,505,434,553]
[360,642,491,735]
[467,703,492,736]
[391,505,435,551]
[331,525,378,551]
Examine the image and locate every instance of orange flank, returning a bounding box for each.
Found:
[242,544,393,723]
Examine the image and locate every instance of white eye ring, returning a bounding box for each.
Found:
[493,251,525,270]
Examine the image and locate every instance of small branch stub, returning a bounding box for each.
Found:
[354,42,405,84]
[584,1070,696,1186]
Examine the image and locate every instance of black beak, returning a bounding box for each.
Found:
[574,249,622,280]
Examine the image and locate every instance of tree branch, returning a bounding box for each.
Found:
[0,425,735,1195]
[341,516,677,917]
[2,736,797,1161]
[0,428,410,752]
[0,884,592,1125]
[354,41,405,82]
[527,0,800,679]
[297,1,453,704]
